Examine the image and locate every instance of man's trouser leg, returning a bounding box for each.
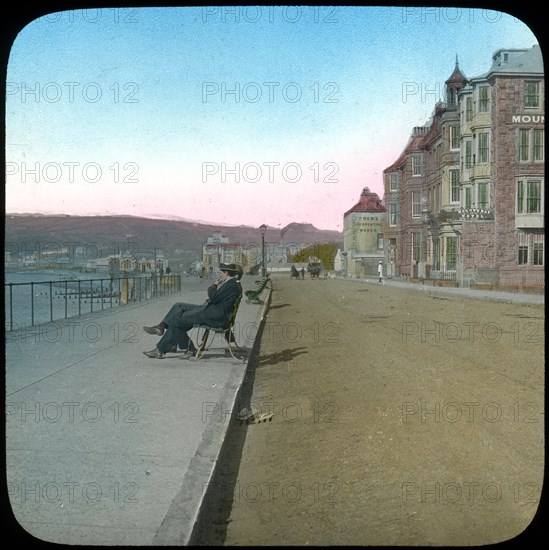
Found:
[162,303,201,326]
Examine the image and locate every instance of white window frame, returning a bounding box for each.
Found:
[446,236,458,270]
[518,128,544,163]
[478,85,490,113]
[450,125,459,150]
[412,232,421,262]
[388,203,397,227]
[517,178,542,214]
[477,181,490,209]
[411,155,422,177]
[533,242,544,265]
[518,245,528,265]
[524,81,540,108]
[464,140,472,169]
[389,173,398,192]
[465,97,473,122]
[412,191,421,218]
[477,131,489,164]
[450,169,460,203]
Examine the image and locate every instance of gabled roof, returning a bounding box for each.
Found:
[344,187,386,217]
[417,118,441,149]
[383,130,427,172]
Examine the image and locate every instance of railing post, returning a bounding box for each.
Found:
[90,280,94,313]
[78,280,81,316]
[65,281,68,319]
[50,281,53,322]
[31,282,35,327]
[9,283,13,332]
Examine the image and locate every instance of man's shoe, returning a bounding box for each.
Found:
[167,345,193,354]
[179,348,197,360]
[143,348,164,359]
[143,325,164,336]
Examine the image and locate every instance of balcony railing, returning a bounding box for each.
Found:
[429,269,457,281]
[5,274,181,332]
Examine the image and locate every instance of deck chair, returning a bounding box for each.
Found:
[193,294,242,359]
[245,276,270,304]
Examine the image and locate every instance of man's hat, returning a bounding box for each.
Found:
[220,263,243,279]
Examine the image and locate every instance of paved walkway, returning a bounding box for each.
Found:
[6,275,271,545]
[339,276,544,306]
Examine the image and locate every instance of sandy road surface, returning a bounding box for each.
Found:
[194,276,544,546]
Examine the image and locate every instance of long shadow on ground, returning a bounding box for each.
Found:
[190,303,272,545]
[258,347,308,367]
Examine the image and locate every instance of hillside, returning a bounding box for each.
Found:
[4,214,343,259]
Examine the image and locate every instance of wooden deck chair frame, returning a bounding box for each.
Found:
[193,295,242,360]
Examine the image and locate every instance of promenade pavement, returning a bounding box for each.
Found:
[339,275,544,306]
[5,275,271,546]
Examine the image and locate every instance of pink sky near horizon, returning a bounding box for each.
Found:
[5,6,538,232]
[5,144,392,232]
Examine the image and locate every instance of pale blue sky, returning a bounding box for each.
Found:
[5,6,540,230]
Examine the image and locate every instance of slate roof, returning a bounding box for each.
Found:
[482,45,543,78]
[445,56,468,87]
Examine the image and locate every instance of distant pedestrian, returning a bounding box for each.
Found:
[378,261,383,283]
[300,268,305,280]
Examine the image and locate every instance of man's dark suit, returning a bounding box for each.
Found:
[156,277,242,353]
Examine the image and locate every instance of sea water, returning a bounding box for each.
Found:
[5,268,139,331]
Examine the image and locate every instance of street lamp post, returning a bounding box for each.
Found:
[260,224,267,277]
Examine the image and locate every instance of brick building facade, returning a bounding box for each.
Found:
[382,45,544,290]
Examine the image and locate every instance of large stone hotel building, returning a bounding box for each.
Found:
[378,44,543,290]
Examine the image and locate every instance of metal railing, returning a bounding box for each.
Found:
[428,269,457,281]
[5,274,181,332]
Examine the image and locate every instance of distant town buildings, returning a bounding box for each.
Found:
[118,249,168,273]
[3,242,170,275]
[201,230,304,274]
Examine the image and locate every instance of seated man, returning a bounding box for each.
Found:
[143,263,243,359]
